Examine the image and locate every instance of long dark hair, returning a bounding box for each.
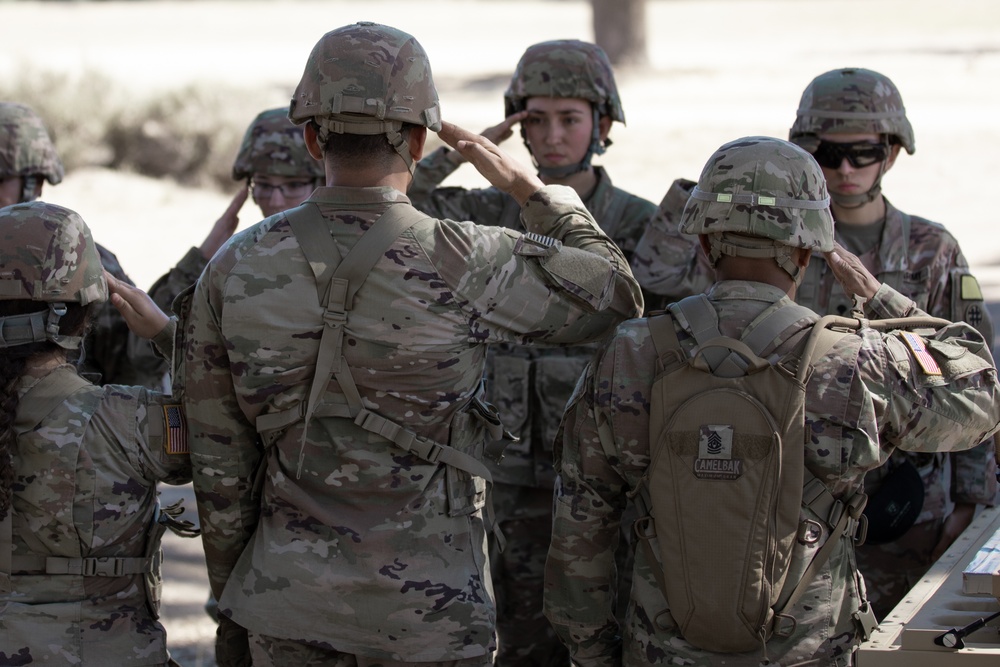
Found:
[0,300,93,520]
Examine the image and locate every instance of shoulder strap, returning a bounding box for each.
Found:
[280,203,513,548]
[280,203,430,477]
[772,317,870,634]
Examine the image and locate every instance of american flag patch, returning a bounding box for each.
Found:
[900,331,942,376]
[163,405,189,454]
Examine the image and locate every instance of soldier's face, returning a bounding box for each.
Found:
[251,174,316,218]
[0,176,24,207]
[816,132,900,199]
[522,97,596,169]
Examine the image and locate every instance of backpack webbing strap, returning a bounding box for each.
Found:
[773,469,870,637]
[670,295,733,373]
[2,368,96,593]
[741,301,817,359]
[283,203,429,477]
[772,321,872,637]
[278,204,510,547]
[10,554,152,577]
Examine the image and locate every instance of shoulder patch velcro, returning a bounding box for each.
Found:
[163,405,189,454]
[900,331,942,376]
[961,274,984,301]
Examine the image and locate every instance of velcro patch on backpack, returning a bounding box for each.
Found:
[694,425,743,480]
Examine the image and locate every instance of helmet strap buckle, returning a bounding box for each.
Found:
[45,302,67,337]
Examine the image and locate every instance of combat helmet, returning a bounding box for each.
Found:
[0,102,65,203]
[680,136,834,281]
[0,201,107,350]
[505,39,625,178]
[789,68,913,208]
[232,107,324,182]
[288,22,441,174]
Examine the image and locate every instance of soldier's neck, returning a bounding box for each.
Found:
[540,167,598,202]
[832,195,886,227]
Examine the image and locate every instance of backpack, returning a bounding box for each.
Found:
[633,294,859,653]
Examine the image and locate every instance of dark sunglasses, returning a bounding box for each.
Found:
[811,140,889,170]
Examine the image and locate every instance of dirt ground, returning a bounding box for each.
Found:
[3,1,1000,664]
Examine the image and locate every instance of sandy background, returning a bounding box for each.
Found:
[3,1,999,664]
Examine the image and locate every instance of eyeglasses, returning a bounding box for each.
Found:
[811,141,889,170]
[251,180,315,199]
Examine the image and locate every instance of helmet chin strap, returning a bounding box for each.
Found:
[526,107,608,180]
[315,118,416,175]
[19,175,39,204]
[708,233,803,282]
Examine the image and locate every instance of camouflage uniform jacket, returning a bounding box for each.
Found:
[4,359,191,665]
[544,280,1000,667]
[411,146,656,488]
[632,190,997,516]
[147,246,207,316]
[183,184,642,661]
[81,243,170,390]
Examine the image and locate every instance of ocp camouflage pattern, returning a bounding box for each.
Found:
[183,183,641,662]
[231,107,323,181]
[544,280,1000,666]
[504,40,625,122]
[3,365,191,665]
[0,102,64,184]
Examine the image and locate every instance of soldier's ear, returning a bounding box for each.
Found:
[884,143,902,173]
[597,115,612,143]
[303,123,324,161]
[408,126,427,164]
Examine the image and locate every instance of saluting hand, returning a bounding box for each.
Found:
[105,271,171,340]
[437,121,544,206]
[200,184,248,260]
[824,242,881,301]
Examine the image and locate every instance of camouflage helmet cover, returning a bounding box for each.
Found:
[789,68,915,155]
[0,102,65,184]
[680,136,835,252]
[504,39,625,123]
[0,201,107,305]
[288,22,442,134]
[232,107,324,181]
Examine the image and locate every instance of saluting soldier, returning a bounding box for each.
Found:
[182,22,642,667]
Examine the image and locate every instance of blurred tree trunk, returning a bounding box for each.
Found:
[591,0,648,66]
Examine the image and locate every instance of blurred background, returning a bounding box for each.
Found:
[3,1,999,664]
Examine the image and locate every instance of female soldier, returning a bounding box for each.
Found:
[0,201,194,665]
[408,39,655,666]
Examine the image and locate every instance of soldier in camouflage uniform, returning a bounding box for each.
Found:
[544,136,1000,666]
[0,101,167,389]
[147,106,324,323]
[147,106,325,625]
[0,201,194,666]
[629,69,997,620]
[182,22,642,667]
[408,39,655,666]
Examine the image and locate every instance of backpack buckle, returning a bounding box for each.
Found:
[797,519,822,545]
[852,515,868,546]
[852,600,878,642]
[772,613,797,638]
